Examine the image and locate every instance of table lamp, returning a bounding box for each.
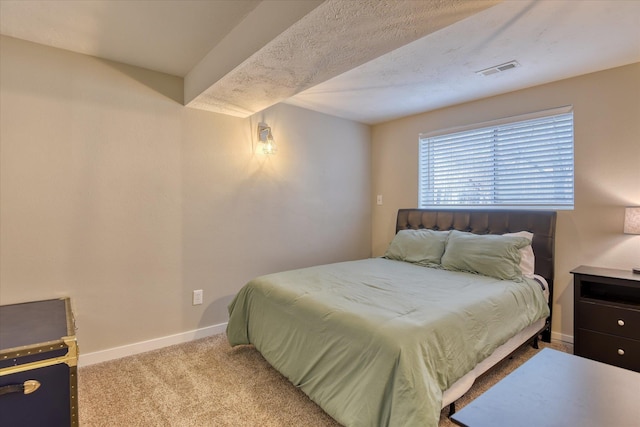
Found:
[624,206,640,274]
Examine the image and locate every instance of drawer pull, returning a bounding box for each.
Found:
[617,319,625,326]
[617,349,625,356]
[0,380,41,396]
[23,380,41,394]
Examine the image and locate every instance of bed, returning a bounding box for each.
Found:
[227,209,556,427]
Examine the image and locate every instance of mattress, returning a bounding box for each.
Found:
[442,275,549,407]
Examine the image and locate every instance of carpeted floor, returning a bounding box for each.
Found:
[78,334,571,426]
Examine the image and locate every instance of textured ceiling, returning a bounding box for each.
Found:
[186,0,500,116]
[1,0,639,124]
[286,0,640,123]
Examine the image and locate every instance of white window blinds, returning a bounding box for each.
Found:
[419,107,574,210]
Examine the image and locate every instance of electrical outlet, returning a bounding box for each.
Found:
[192,289,203,305]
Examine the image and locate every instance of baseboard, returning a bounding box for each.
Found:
[551,330,574,344]
[79,322,228,367]
[79,323,573,367]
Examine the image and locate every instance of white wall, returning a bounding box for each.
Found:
[371,63,640,342]
[3,32,638,354]
[0,36,371,355]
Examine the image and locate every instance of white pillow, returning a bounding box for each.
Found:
[504,231,535,279]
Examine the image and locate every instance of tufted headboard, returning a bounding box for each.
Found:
[396,209,557,341]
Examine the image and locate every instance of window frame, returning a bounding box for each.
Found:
[418,106,574,211]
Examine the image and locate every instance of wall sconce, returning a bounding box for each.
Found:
[257,122,277,155]
[623,206,640,274]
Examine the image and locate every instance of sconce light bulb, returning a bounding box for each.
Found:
[263,138,277,155]
[258,123,277,155]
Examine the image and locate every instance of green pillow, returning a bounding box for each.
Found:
[384,229,449,266]
[441,230,530,280]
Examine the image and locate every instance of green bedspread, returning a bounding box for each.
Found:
[227,258,549,427]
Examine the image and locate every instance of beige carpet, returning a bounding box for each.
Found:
[79,334,571,426]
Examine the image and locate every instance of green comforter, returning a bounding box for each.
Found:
[227,258,549,427]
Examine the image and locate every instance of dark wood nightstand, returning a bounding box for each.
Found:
[572,265,640,372]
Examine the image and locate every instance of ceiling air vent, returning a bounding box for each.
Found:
[476,60,520,77]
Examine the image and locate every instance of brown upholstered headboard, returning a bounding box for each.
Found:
[396,209,557,341]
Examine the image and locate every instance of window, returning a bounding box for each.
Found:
[419,106,574,210]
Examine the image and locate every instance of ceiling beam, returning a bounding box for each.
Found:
[185,0,501,117]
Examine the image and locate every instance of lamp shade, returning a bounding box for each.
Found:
[624,207,640,234]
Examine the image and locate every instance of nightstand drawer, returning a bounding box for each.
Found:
[576,329,640,372]
[577,301,640,340]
